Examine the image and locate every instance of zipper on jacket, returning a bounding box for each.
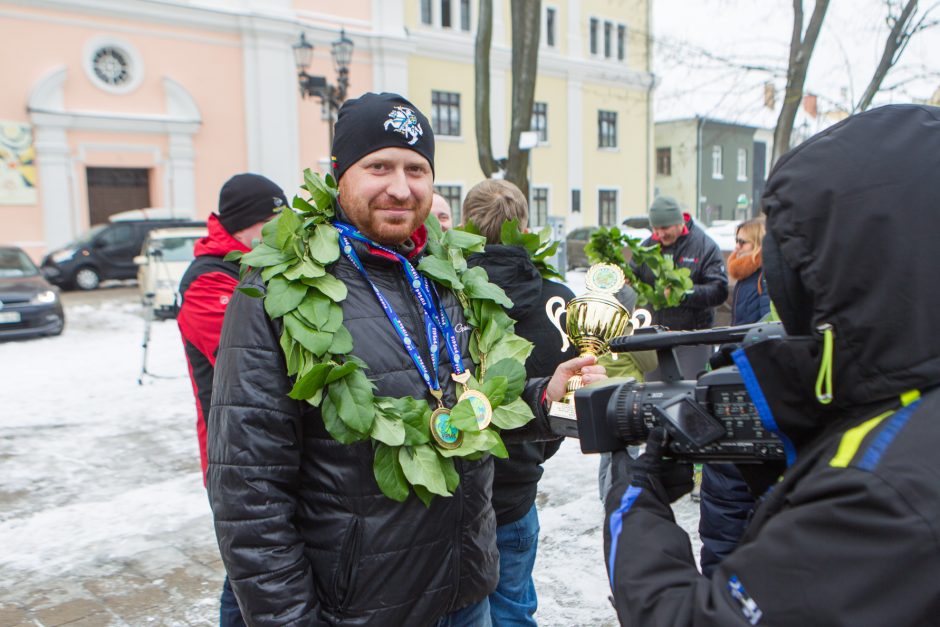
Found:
[332,516,362,615]
[447,460,465,611]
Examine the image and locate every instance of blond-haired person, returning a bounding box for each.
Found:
[463,179,578,626]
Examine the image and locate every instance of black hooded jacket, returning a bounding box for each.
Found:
[468,245,577,526]
[604,105,940,626]
[208,230,553,626]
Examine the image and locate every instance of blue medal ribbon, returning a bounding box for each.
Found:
[334,222,467,398]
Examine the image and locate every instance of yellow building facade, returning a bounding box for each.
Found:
[401,0,653,234]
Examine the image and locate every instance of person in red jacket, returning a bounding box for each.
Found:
[177,172,287,627]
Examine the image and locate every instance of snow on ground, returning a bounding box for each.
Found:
[0,276,701,625]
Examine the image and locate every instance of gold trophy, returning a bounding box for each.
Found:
[546,263,651,420]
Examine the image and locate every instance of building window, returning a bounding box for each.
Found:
[617,25,626,61]
[712,145,723,179]
[590,18,599,55]
[656,147,672,176]
[532,102,548,143]
[441,0,453,28]
[604,21,613,58]
[434,184,463,224]
[598,110,617,148]
[599,189,618,226]
[737,148,748,181]
[460,0,471,31]
[432,90,461,136]
[421,0,432,25]
[531,187,549,227]
[571,188,581,213]
[546,7,557,47]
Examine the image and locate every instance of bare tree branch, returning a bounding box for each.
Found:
[504,0,541,200]
[474,0,498,177]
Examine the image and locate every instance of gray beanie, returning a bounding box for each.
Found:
[648,196,683,227]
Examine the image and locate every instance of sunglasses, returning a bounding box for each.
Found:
[735,238,750,247]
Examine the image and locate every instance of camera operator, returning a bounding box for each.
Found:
[603,104,940,626]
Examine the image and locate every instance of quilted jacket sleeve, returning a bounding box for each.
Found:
[207,275,322,626]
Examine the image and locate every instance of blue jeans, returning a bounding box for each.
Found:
[220,575,247,627]
[437,598,492,626]
[489,504,539,626]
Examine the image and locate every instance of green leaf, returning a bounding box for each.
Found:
[371,411,406,446]
[260,217,281,248]
[327,370,375,433]
[477,318,506,353]
[279,327,300,376]
[288,362,333,400]
[480,376,508,407]
[380,397,432,445]
[485,358,526,403]
[461,220,482,237]
[486,335,533,368]
[373,443,409,502]
[275,208,302,249]
[292,195,316,214]
[460,428,505,454]
[261,260,294,282]
[438,454,459,492]
[322,391,367,444]
[297,290,333,326]
[449,399,480,432]
[284,312,333,356]
[223,250,244,263]
[442,228,486,253]
[461,267,512,308]
[305,273,348,302]
[491,397,534,430]
[264,277,308,319]
[413,483,434,507]
[324,360,357,384]
[309,224,340,264]
[320,303,344,333]
[236,286,264,298]
[241,243,294,268]
[417,256,463,290]
[399,445,448,496]
[283,258,326,281]
[329,326,354,354]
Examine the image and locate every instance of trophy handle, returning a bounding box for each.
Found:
[630,308,652,328]
[545,296,571,353]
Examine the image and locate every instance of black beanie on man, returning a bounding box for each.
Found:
[216,173,287,235]
[331,92,435,181]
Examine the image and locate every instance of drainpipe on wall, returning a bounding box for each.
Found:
[696,116,703,222]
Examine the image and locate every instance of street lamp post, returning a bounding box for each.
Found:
[292,29,354,153]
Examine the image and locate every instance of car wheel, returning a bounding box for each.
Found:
[74,267,101,291]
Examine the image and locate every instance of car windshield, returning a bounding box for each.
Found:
[149,236,199,262]
[68,224,108,248]
[0,249,40,278]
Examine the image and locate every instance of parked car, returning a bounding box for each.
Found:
[565,221,651,270]
[134,226,207,320]
[41,208,204,291]
[0,246,65,340]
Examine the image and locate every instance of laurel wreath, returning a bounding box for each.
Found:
[584,227,693,309]
[225,169,536,506]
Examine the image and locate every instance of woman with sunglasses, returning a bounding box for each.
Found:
[698,216,772,578]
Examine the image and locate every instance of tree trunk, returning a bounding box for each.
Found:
[773,0,830,165]
[504,0,542,200]
[474,0,499,177]
[857,0,919,112]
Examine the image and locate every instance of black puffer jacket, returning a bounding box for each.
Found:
[634,218,728,330]
[208,233,549,626]
[604,105,940,626]
[468,245,577,526]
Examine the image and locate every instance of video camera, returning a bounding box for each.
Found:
[550,322,787,462]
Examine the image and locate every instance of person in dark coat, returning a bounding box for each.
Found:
[207,93,605,627]
[462,179,578,626]
[698,216,770,577]
[177,172,286,627]
[604,104,940,626]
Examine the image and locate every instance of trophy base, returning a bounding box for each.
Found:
[548,400,579,439]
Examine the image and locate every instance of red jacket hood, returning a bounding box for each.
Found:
[194,214,251,258]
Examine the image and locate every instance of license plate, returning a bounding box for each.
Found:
[0,311,21,324]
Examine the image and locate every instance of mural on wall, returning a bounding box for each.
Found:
[0,121,38,205]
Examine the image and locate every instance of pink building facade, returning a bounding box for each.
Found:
[0,0,395,261]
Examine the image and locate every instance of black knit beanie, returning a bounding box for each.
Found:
[217,173,288,234]
[331,92,435,181]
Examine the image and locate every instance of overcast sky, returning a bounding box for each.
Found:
[651,0,940,126]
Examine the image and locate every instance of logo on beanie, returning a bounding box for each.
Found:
[273,196,284,208]
[384,106,423,146]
